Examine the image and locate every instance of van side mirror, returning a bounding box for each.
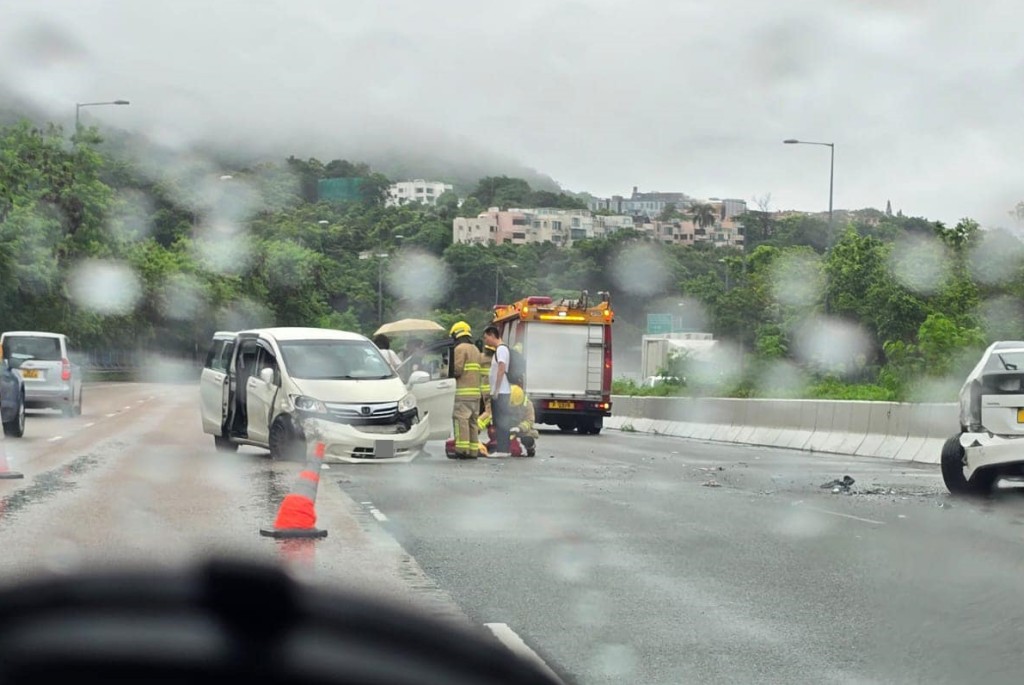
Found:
[408,370,430,387]
[259,367,276,385]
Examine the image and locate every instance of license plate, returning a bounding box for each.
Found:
[20,369,39,379]
[549,401,575,410]
[1018,408,1024,423]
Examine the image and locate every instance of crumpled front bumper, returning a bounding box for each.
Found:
[960,432,1024,478]
[302,415,430,464]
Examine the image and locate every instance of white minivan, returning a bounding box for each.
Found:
[0,331,84,417]
[199,327,456,462]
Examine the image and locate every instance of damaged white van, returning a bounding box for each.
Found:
[944,340,1024,494]
[199,328,455,463]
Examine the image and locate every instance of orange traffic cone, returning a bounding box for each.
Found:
[260,441,328,539]
[0,435,23,480]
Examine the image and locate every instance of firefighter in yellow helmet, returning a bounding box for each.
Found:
[478,384,537,457]
[448,321,482,460]
[508,384,538,457]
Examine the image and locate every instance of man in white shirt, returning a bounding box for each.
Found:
[372,334,402,372]
[482,326,512,457]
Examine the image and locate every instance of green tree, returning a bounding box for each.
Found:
[689,203,717,233]
[658,203,681,221]
[457,196,484,218]
[470,176,532,209]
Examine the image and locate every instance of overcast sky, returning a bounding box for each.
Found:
[2,0,1022,226]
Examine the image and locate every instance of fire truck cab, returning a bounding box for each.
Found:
[492,291,613,435]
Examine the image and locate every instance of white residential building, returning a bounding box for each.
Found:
[387,180,454,207]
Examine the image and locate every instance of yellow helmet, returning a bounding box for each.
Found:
[510,384,526,406]
[449,321,471,339]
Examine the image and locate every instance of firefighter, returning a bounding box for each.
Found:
[479,344,496,419]
[448,321,482,460]
[509,384,538,457]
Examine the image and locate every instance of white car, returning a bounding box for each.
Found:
[0,331,84,417]
[199,327,456,463]
[944,340,1024,495]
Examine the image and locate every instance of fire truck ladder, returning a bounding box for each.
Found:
[586,324,604,395]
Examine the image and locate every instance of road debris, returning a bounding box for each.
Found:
[820,475,856,493]
[702,480,721,488]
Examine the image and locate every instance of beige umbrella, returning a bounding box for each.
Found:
[374,319,445,336]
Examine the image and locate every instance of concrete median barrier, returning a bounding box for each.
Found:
[778,401,817,451]
[805,402,836,453]
[607,395,956,464]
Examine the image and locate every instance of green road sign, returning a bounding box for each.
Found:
[647,313,673,334]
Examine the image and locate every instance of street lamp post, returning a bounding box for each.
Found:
[374,235,404,326]
[783,139,835,231]
[75,100,130,132]
[495,264,518,306]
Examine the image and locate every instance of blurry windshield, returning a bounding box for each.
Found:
[6,2,1024,684]
[278,340,393,380]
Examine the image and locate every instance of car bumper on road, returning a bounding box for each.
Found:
[23,385,71,404]
[960,432,1024,478]
[302,415,431,464]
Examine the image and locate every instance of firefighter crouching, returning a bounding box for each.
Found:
[449,321,482,460]
[477,384,537,457]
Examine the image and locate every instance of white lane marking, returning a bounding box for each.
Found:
[369,508,388,522]
[360,501,373,505]
[803,505,885,526]
[484,623,563,683]
[136,399,145,404]
[123,405,132,410]
[105,413,117,418]
[84,422,95,428]
[47,436,63,443]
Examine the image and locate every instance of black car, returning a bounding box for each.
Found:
[0,356,26,438]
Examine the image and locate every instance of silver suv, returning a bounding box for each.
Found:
[0,332,83,417]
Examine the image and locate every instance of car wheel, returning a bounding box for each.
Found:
[2,392,25,438]
[213,435,238,453]
[61,398,74,418]
[941,435,995,496]
[74,388,83,417]
[269,416,306,462]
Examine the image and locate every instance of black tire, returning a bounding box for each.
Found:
[941,435,997,496]
[213,435,238,453]
[2,392,25,438]
[578,417,603,435]
[61,399,74,418]
[269,416,306,462]
[557,421,575,433]
[74,388,83,417]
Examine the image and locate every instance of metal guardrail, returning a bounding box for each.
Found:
[81,351,202,382]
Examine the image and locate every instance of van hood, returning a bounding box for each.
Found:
[288,376,408,403]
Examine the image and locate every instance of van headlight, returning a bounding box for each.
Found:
[398,393,417,413]
[291,395,327,413]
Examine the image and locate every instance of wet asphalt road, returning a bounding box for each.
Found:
[337,430,1024,685]
[2,383,1024,684]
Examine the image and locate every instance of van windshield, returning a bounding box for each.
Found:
[278,339,395,380]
